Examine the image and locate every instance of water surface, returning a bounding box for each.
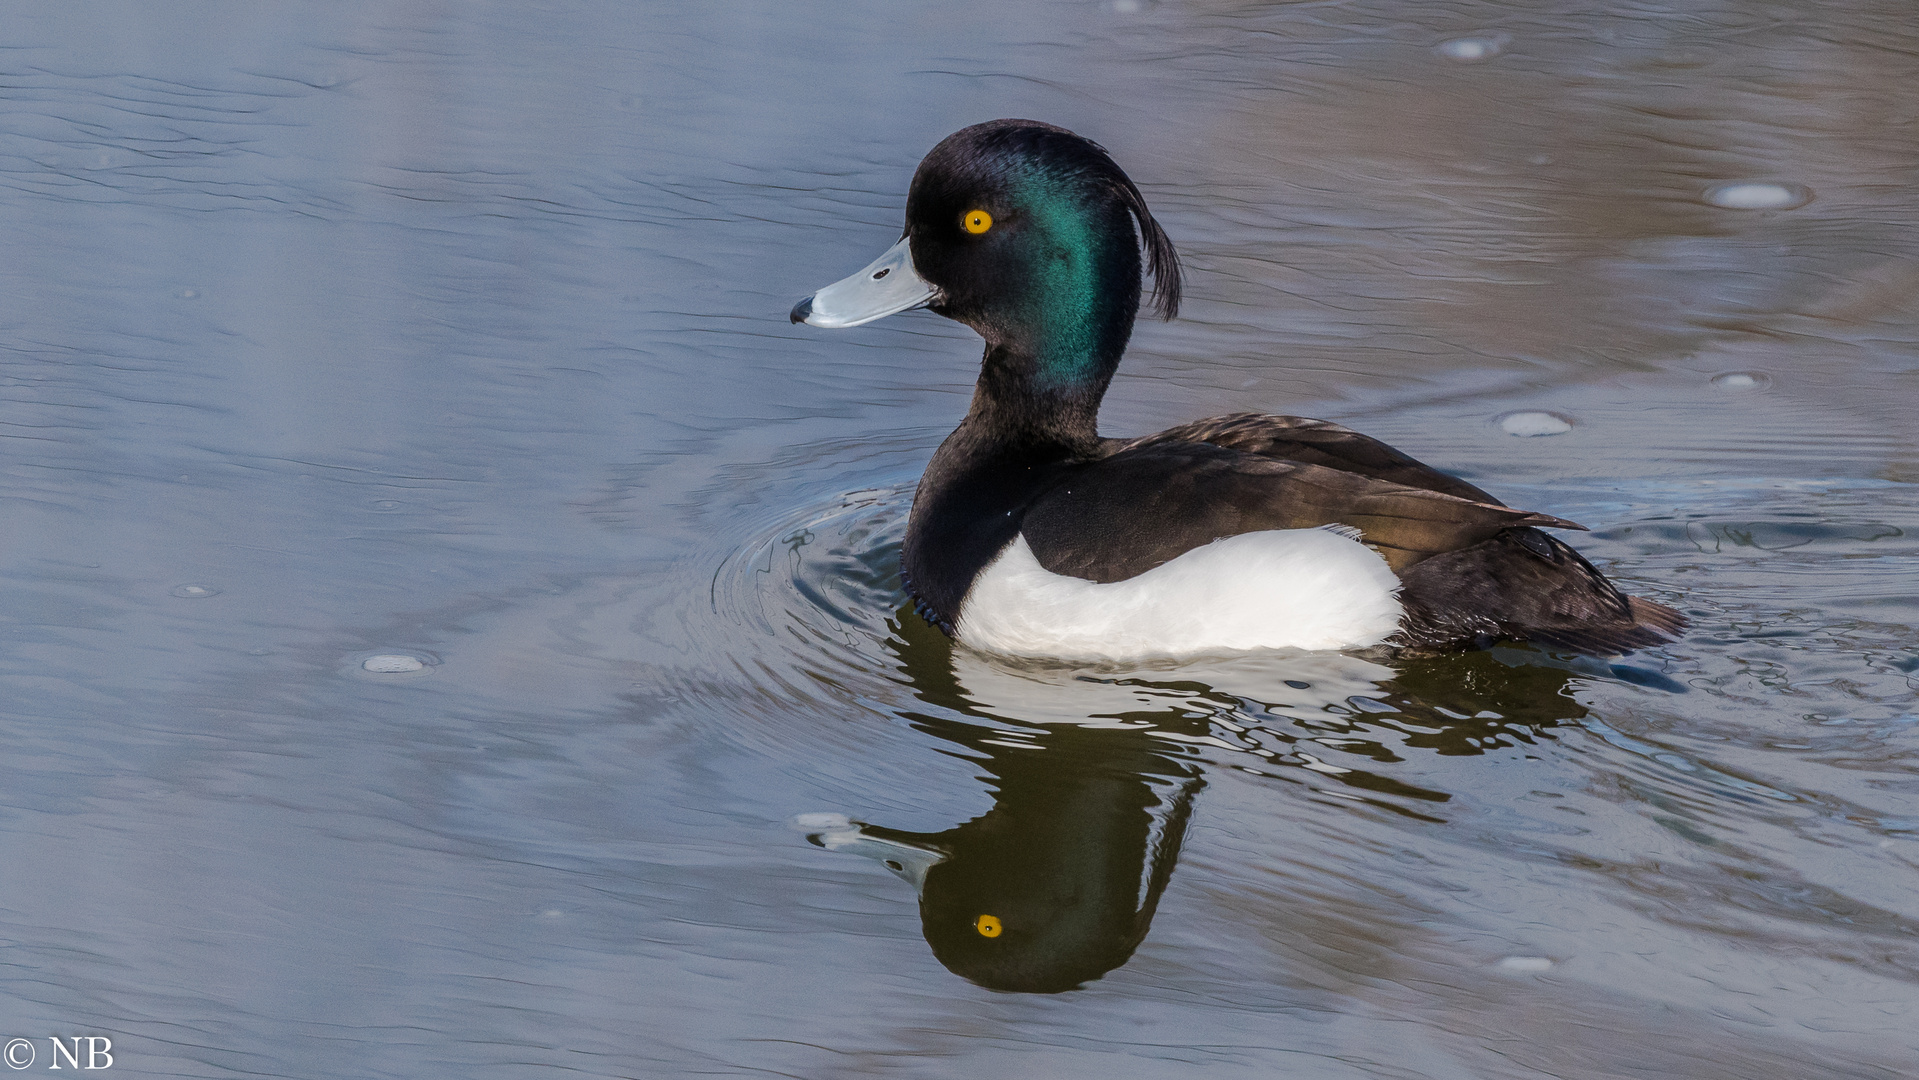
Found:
[3,2,1917,1077]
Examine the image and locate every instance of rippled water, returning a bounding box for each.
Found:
[4,2,1917,1077]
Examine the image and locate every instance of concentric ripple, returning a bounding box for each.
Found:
[708,483,911,678]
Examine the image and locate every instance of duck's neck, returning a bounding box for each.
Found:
[957,193,1143,456]
[966,298,1137,457]
[962,342,1116,456]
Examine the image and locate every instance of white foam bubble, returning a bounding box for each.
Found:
[171,584,220,599]
[1712,371,1771,390]
[1437,36,1505,62]
[1704,182,1811,210]
[363,654,427,673]
[1499,411,1573,437]
[1497,956,1555,973]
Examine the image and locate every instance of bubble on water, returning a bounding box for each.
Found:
[1497,956,1554,973]
[1712,371,1771,391]
[370,499,404,511]
[171,583,220,598]
[177,288,200,300]
[1704,182,1812,210]
[362,653,427,673]
[1436,36,1507,62]
[1499,411,1573,437]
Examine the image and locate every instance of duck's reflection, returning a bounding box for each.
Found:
[808,718,1200,993]
[804,608,1608,993]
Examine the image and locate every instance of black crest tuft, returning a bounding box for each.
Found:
[1087,135,1183,321]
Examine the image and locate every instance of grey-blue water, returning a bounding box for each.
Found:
[3,2,1917,1076]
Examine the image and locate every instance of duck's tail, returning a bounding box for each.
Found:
[1394,527,1686,656]
[1523,594,1688,656]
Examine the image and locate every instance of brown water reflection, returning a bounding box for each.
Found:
[1118,0,1919,456]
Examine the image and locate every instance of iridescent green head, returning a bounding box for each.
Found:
[903,120,1181,388]
[790,120,1181,419]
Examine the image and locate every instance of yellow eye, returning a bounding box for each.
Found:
[963,209,993,235]
[975,915,1002,938]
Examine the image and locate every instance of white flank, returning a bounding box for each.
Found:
[956,527,1403,661]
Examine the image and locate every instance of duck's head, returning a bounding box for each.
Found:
[792,120,1180,392]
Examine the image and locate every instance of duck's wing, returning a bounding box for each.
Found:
[1024,440,1683,654]
[1021,440,1576,582]
[1111,413,1498,504]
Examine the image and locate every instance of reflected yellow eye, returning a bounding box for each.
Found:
[974,915,1002,938]
[963,209,993,234]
